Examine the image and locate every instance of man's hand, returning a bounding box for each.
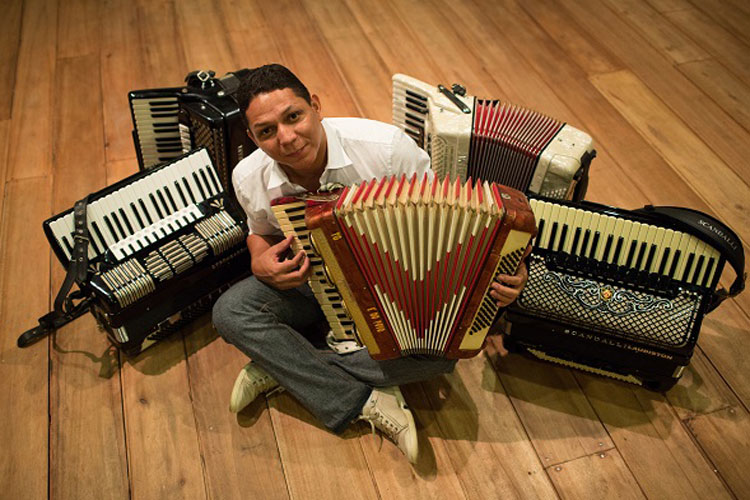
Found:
[489,246,532,308]
[252,235,311,290]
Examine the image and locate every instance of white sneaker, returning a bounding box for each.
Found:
[229,362,281,413]
[358,386,418,463]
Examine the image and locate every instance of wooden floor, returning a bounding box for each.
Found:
[2,0,750,498]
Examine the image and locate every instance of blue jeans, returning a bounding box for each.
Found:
[212,275,457,433]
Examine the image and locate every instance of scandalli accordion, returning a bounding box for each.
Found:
[271,174,537,360]
[503,196,745,390]
[129,69,256,198]
[21,149,251,355]
[392,74,596,201]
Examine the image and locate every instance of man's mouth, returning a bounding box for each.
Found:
[286,145,307,158]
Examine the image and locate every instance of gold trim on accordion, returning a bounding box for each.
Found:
[272,175,536,360]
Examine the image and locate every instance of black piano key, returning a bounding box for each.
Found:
[612,237,624,264]
[129,202,146,229]
[580,229,591,257]
[634,242,648,270]
[182,178,198,204]
[702,258,716,287]
[557,225,569,252]
[118,208,135,234]
[138,199,154,225]
[547,222,559,251]
[589,232,600,259]
[681,253,695,282]
[108,212,128,239]
[534,219,545,248]
[193,171,208,199]
[173,181,189,207]
[668,250,681,279]
[405,112,425,124]
[163,185,179,212]
[149,193,165,219]
[102,215,122,242]
[86,230,103,256]
[602,234,614,262]
[199,168,215,196]
[91,221,108,251]
[691,255,706,285]
[657,248,670,275]
[61,236,75,257]
[156,189,173,214]
[624,240,638,268]
[570,228,581,255]
[205,167,222,194]
[644,244,657,273]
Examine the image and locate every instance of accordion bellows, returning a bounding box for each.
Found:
[272,175,536,360]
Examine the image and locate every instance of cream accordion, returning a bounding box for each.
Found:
[503,196,745,390]
[392,74,596,201]
[271,174,537,360]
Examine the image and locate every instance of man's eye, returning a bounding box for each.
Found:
[258,128,272,138]
[288,112,300,121]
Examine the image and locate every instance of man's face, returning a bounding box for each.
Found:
[245,88,327,177]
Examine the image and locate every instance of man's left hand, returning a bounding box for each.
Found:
[489,246,532,308]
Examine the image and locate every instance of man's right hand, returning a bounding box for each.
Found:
[251,235,311,290]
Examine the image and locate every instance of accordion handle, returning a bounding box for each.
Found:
[18,196,93,348]
[636,205,746,312]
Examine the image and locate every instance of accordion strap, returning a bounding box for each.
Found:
[636,205,746,312]
[17,196,94,348]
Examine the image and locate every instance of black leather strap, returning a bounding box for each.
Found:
[18,196,94,348]
[636,205,746,312]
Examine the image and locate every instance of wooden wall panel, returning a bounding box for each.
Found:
[0,0,22,120]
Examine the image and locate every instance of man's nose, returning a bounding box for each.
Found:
[277,124,296,146]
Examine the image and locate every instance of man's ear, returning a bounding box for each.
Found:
[310,94,322,114]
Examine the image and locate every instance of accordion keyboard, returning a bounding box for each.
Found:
[129,90,192,168]
[530,198,722,289]
[48,150,223,263]
[272,201,358,342]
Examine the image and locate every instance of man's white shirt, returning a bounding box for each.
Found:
[233,117,431,236]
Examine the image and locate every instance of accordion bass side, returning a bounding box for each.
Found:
[272,175,537,360]
[43,149,251,355]
[392,74,596,201]
[503,196,745,390]
[129,69,256,199]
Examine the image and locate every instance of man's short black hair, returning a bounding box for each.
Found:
[235,64,312,122]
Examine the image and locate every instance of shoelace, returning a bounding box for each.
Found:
[358,407,402,445]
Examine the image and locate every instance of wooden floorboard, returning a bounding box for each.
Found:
[2,0,749,498]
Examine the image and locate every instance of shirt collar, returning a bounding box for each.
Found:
[265,119,352,191]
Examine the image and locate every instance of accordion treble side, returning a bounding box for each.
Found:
[273,175,536,360]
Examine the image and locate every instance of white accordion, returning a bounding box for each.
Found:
[392,74,596,201]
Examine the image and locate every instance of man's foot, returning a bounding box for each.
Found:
[229,362,280,413]
[358,386,418,463]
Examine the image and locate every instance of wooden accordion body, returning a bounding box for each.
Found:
[272,175,536,360]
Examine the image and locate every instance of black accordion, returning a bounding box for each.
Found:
[503,196,745,390]
[392,74,596,201]
[129,69,256,200]
[40,149,250,355]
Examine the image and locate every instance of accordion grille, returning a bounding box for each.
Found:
[518,256,702,348]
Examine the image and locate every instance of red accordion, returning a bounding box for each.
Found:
[272,174,536,360]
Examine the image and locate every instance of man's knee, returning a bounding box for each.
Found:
[212,278,262,343]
